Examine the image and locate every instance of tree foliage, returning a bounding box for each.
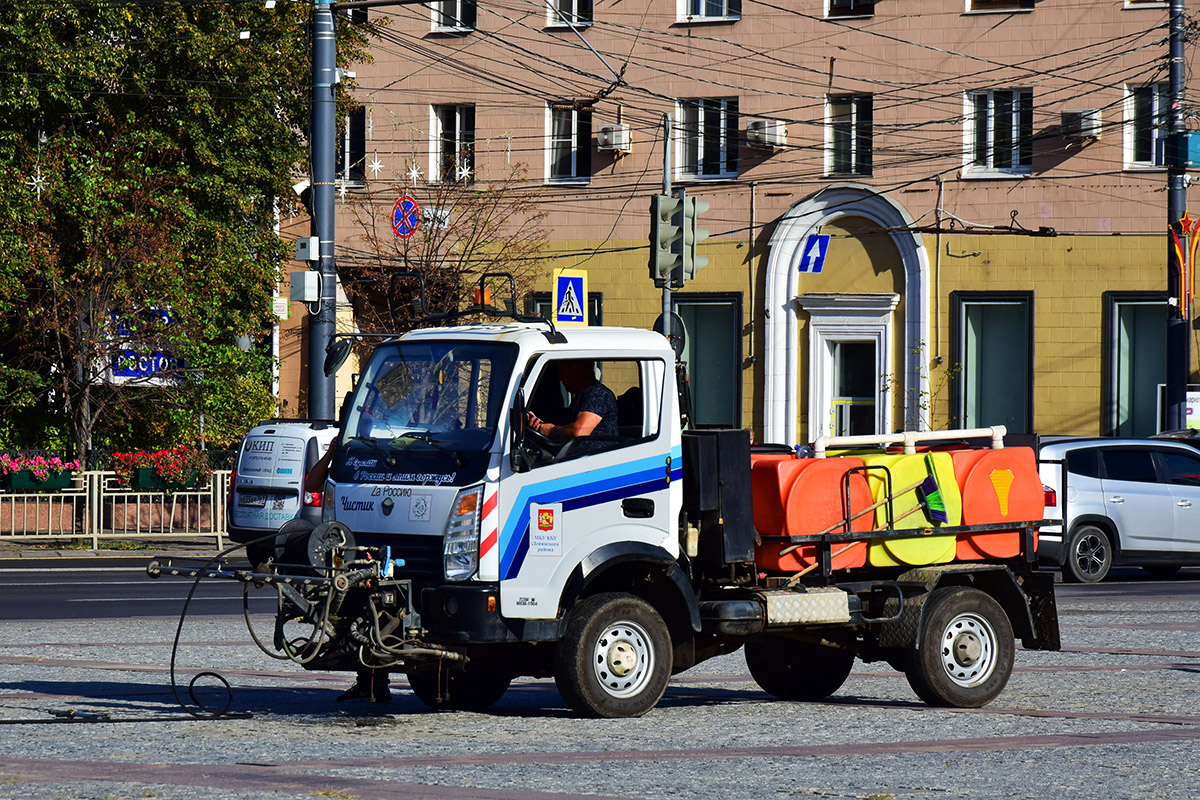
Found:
[0,2,368,457]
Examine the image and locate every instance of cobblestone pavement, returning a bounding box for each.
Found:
[0,561,1198,799]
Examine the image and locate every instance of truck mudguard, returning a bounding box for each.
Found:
[560,541,702,633]
[878,565,1040,650]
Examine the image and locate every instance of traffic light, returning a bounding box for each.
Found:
[682,196,710,280]
[649,194,684,282]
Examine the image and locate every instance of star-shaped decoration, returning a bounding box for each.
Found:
[26,164,44,200]
[338,182,348,203]
[368,154,384,178]
[1181,211,1194,236]
[407,162,423,184]
[455,162,472,182]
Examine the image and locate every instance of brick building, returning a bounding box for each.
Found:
[277,0,1196,444]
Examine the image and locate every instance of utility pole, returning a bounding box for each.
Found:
[308,0,338,421]
[1166,0,1190,431]
[660,113,673,334]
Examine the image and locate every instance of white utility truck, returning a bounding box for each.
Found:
[150,288,1059,718]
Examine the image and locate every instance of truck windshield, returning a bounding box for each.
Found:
[342,341,517,453]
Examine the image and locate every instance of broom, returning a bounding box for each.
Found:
[916,452,948,524]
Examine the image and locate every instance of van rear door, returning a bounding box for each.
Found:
[230,433,307,530]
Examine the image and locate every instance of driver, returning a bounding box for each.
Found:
[525,359,617,457]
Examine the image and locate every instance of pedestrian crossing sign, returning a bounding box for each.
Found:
[553,268,587,326]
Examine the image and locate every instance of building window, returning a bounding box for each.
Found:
[1104,293,1167,437]
[673,294,742,428]
[338,106,366,185]
[432,0,476,31]
[968,0,1034,11]
[826,0,874,17]
[678,98,738,179]
[681,0,741,21]
[547,104,592,183]
[953,293,1033,433]
[826,94,872,176]
[547,0,592,26]
[431,104,475,183]
[1125,83,1168,168]
[965,89,1033,175]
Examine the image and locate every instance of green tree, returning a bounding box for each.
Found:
[0,2,369,457]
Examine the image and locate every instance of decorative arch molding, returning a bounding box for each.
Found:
[762,183,931,445]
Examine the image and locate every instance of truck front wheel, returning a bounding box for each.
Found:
[745,636,855,701]
[553,593,672,718]
[904,587,1014,708]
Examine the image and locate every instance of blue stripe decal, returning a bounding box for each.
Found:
[499,446,682,580]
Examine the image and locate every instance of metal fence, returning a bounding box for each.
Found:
[0,470,231,549]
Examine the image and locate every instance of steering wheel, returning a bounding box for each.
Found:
[522,427,560,461]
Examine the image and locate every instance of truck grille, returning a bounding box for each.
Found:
[357,533,443,584]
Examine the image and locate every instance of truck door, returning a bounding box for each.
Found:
[496,355,678,619]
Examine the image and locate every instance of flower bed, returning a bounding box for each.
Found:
[0,455,80,492]
[111,446,211,491]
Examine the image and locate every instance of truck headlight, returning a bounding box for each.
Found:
[444,485,482,581]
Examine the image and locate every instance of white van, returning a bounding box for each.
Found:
[227,420,337,557]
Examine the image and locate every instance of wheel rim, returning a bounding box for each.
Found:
[591,619,655,699]
[938,612,997,687]
[1073,532,1108,577]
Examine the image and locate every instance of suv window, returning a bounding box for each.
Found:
[1101,449,1158,483]
[1157,449,1200,486]
[1065,448,1100,478]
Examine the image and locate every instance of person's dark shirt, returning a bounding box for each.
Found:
[567,382,618,456]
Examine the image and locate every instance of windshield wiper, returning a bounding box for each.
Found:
[395,434,463,467]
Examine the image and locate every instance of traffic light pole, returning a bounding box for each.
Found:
[661,114,672,335]
[309,0,337,421]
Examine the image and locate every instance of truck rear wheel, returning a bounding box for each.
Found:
[553,592,672,718]
[745,636,855,701]
[904,586,1014,708]
[407,666,511,712]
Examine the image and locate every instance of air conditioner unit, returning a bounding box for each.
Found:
[1061,109,1102,141]
[598,123,632,153]
[747,119,787,149]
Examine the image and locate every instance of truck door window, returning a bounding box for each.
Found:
[522,357,662,467]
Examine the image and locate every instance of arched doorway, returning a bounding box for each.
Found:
[763,184,930,445]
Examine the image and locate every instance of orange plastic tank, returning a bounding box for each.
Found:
[951,447,1043,560]
[754,457,872,572]
[750,454,804,538]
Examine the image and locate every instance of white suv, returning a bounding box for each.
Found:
[227,419,338,562]
[1039,437,1200,582]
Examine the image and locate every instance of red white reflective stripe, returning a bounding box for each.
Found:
[478,482,499,581]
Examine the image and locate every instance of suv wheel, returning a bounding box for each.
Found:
[1064,524,1112,583]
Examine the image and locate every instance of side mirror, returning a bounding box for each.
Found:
[510,389,529,473]
[324,338,353,377]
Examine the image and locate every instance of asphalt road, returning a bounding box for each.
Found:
[0,561,1198,799]
[0,556,277,620]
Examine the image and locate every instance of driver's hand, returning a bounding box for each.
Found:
[525,411,543,433]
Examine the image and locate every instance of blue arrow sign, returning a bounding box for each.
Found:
[798,233,830,273]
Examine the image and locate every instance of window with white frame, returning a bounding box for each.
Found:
[547,104,592,183]
[965,89,1033,175]
[337,106,366,185]
[826,0,874,17]
[681,0,741,21]
[678,98,739,179]
[431,0,476,31]
[431,104,475,183]
[547,0,592,27]
[826,94,873,176]
[1125,83,1169,168]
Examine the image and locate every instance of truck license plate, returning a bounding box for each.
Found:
[238,493,267,508]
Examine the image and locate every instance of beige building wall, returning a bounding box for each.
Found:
[272,0,1197,440]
